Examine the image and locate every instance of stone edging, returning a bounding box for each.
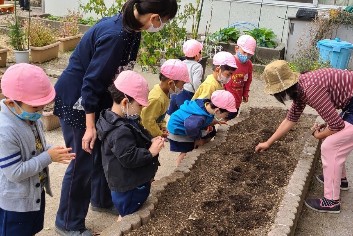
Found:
[268,127,320,235]
[100,110,320,236]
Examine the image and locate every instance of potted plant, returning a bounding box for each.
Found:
[244,27,285,65]
[58,11,84,52]
[207,27,241,53]
[24,18,60,63]
[8,0,30,63]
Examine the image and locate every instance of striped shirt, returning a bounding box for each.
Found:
[287,68,353,131]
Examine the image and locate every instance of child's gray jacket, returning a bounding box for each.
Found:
[0,100,52,212]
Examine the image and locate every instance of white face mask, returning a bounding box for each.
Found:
[146,16,166,33]
[122,100,140,120]
[169,82,183,96]
[218,71,230,85]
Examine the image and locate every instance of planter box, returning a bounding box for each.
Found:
[254,43,285,64]
[42,111,60,131]
[30,42,60,63]
[0,47,8,67]
[58,34,83,52]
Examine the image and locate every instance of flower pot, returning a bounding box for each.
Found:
[14,50,30,64]
[58,34,83,52]
[30,42,60,63]
[42,111,61,131]
[0,47,9,67]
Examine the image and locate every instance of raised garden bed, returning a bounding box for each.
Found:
[120,108,316,235]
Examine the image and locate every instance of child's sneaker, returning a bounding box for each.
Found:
[305,197,340,213]
[316,174,349,191]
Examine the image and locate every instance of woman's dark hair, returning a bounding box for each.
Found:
[122,0,178,32]
[212,64,236,72]
[273,83,299,105]
[108,84,134,104]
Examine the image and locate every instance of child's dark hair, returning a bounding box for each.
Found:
[185,51,201,60]
[273,83,299,105]
[212,64,236,72]
[122,0,178,32]
[159,73,170,82]
[206,99,228,113]
[108,84,134,104]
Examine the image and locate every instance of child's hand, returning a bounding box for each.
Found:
[149,136,165,157]
[243,96,249,102]
[48,146,76,164]
[194,139,206,149]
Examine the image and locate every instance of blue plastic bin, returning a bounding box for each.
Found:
[317,38,353,69]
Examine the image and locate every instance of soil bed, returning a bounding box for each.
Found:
[128,108,315,236]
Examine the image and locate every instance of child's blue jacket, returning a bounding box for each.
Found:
[167,99,214,140]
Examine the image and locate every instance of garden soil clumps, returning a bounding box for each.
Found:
[128,108,315,236]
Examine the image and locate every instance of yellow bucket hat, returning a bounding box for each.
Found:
[262,60,300,95]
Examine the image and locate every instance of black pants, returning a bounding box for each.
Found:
[55,120,112,231]
[19,0,29,10]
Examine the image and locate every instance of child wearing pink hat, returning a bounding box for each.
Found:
[167,39,204,115]
[0,63,75,235]
[225,35,256,115]
[192,51,237,100]
[168,90,237,165]
[96,70,164,220]
[141,59,189,137]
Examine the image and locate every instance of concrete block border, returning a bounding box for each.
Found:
[100,110,320,236]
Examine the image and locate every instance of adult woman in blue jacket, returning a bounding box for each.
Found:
[54,0,177,234]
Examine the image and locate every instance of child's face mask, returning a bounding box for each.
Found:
[217,70,231,85]
[10,101,43,121]
[122,97,142,120]
[146,16,166,33]
[237,51,249,63]
[169,81,183,96]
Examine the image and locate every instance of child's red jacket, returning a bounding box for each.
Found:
[224,56,253,109]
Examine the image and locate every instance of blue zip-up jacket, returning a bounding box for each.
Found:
[167,99,214,140]
[54,14,141,128]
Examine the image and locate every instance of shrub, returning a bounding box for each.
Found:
[244,27,277,48]
[9,19,27,51]
[59,11,81,37]
[208,27,240,43]
[24,19,57,47]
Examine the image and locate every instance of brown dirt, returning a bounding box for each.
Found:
[128,108,315,236]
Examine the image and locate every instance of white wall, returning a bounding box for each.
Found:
[43,0,116,17]
[43,0,336,45]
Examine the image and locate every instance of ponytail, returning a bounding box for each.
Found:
[122,0,178,32]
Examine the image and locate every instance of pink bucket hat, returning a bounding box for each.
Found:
[213,51,237,69]
[160,59,190,83]
[211,90,237,112]
[114,70,149,107]
[183,39,203,58]
[1,63,55,106]
[237,35,257,55]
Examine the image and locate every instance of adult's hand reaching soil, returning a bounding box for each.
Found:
[255,142,270,152]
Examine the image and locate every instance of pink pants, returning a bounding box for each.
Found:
[322,121,353,200]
